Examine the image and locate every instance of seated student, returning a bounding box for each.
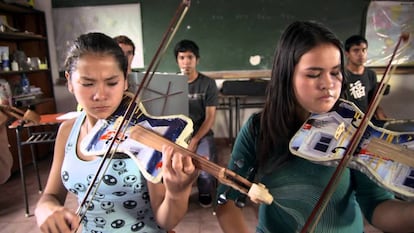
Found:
[113,35,135,75]
[113,35,142,93]
[35,32,197,233]
[344,35,388,121]
[173,39,219,208]
[216,21,414,233]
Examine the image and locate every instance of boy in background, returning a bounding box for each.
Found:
[174,39,219,207]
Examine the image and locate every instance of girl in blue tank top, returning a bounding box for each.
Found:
[35,32,197,233]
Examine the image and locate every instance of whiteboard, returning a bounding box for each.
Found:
[52,3,144,71]
[365,1,414,66]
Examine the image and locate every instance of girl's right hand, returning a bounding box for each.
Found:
[36,206,80,233]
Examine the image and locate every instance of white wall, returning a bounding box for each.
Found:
[35,1,78,113]
[379,74,414,120]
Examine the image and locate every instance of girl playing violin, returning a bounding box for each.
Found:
[216,21,414,233]
[35,32,197,233]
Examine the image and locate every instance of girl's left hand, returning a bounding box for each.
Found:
[161,145,198,195]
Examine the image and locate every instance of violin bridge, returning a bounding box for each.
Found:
[334,122,345,140]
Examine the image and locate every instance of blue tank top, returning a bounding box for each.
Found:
[62,112,166,233]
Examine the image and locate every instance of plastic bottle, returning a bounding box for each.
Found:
[2,52,9,71]
[21,74,30,94]
[11,60,19,71]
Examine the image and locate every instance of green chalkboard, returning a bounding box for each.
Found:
[52,0,137,8]
[52,0,370,72]
[140,0,369,73]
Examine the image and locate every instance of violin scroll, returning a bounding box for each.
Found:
[248,183,273,204]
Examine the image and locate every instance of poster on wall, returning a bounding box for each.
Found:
[52,3,144,71]
[365,1,414,67]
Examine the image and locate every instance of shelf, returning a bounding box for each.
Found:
[0,2,36,13]
[1,1,57,177]
[0,31,46,40]
[13,97,54,108]
[0,69,50,76]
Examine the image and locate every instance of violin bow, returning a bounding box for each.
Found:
[301,32,410,233]
[74,0,191,227]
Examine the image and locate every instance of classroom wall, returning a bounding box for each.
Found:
[379,74,414,120]
[34,1,79,113]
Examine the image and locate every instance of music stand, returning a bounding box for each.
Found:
[128,72,188,116]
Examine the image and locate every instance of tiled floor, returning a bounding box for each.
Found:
[0,139,382,233]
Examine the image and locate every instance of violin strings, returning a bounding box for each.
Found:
[133,122,253,193]
[188,151,252,193]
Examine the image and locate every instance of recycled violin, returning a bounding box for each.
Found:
[295,32,410,233]
[81,92,193,184]
[81,92,273,204]
[290,98,414,199]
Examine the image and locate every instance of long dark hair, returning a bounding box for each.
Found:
[65,32,128,79]
[257,21,346,168]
